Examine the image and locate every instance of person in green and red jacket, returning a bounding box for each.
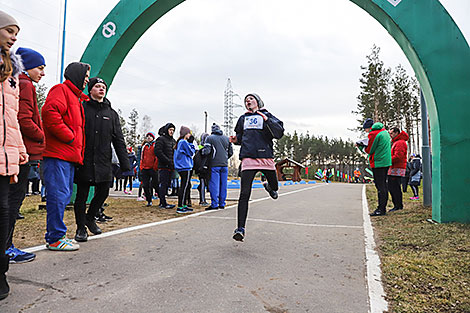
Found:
[358,118,391,216]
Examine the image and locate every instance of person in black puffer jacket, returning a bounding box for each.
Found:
[408,154,422,200]
[230,93,284,242]
[155,122,176,209]
[73,77,130,242]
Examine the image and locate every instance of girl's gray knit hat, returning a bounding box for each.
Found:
[0,10,20,30]
[245,93,264,109]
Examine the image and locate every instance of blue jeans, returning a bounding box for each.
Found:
[43,158,75,243]
[208,166,228,208]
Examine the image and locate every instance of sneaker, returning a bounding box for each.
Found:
[101,212,113,221]
[205,206,218,211]
[136,196,145,201]
[159,204,175,209]
[233,227,245,242]
[176,206,189,214]
[185,207,193,212]
[46,237,79,251]
[146,201,152,207]
[199,201,210,206]
[389,207,403,212]
[218,206,225,210]
[123,190,131,195]
[263,182,278,199]
[410,196,420,200]
[95,213,107,223]
[369,209,386,216]
[6,245,36,264]
[16,213,25,220]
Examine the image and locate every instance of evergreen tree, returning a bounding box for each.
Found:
[36,83,48,112]
[140,114,153,136]
[117,109,129,143]
[354,45,391,129]
[274,135,289,161]
[390,64,411,129]
[127,109,139,148]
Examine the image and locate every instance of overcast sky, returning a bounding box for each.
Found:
[1,0,469,141]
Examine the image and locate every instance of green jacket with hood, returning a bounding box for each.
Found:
[362,122,392,168]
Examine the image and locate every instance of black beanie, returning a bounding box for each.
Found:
[88,77,108,94]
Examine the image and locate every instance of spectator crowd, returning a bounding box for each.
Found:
[0,9,286,300]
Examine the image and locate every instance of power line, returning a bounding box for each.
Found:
[0,2,59,30]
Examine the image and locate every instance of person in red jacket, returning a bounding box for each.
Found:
[5,47,45,263]
[140,132,159,207]
[41,62,90,251]
[387,127,409,212]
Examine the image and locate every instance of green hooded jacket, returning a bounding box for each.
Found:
[362,122,392,168]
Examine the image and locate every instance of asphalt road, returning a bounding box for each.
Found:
[1,183,369,313]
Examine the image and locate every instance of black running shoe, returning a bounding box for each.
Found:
[263,182,278,199]
[233,227,245,242]
[370,209,386,216]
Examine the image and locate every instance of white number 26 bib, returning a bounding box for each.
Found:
[244,115,264,130]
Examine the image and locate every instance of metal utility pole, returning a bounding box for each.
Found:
[59,0,68,83]
[421,90,432,207]
[204,111,208,133]
[223,78,242,136]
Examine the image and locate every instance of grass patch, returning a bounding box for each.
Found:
[14,195,236,249]
[366,185,470,312]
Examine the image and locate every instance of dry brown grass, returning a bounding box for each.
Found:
[366,185,470,313]
[14,195,236,249]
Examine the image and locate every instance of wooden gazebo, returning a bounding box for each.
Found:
[275,158,305,182]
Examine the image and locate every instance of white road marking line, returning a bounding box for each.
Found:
[200,216,362,229]
[362,185,388,313]
[23,184,325,254]
[247,184,323,204]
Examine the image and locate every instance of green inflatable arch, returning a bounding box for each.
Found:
[81,0,470,223]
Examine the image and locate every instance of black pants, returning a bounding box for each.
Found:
[30,178,40,193]
[158,169,172,206]
[198,175,209,203]
[141,169,158,203]
[387,175,403,210]
[123,175,134,191]
[0,176,11,275]
[73,181,111,229]
[237,169,278,229]
[372,167,389,213]
[410,184,419,197]
[401,176,409,192]
[6,164,30,248]
[178,170,192,207]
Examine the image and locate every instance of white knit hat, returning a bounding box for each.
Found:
[0,10,19,30]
